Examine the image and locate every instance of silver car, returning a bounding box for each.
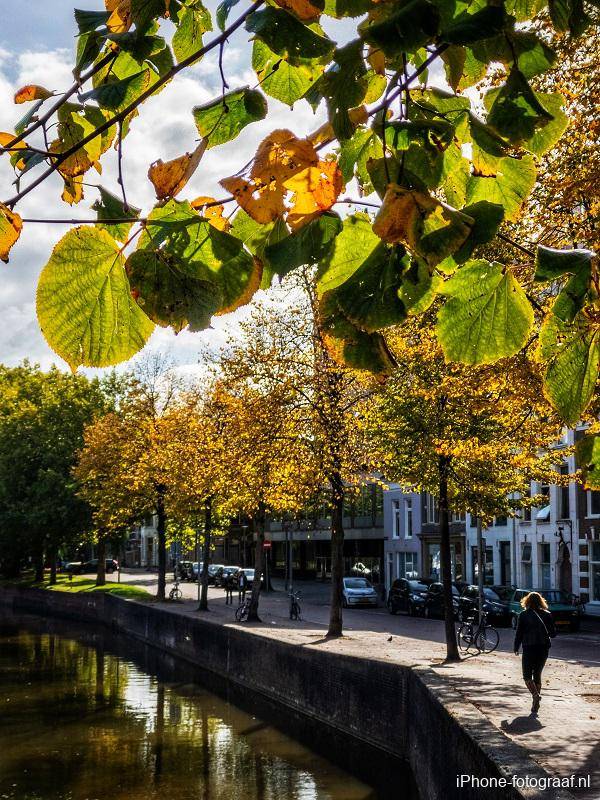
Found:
[342,577,378,608]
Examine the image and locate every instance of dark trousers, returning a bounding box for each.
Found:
[522,644,549,683]
[238,587,246,603]
[225,588,233,605]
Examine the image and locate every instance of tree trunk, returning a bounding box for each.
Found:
[198,498,212,611]
[247,505,266,622]
[327,474,345,638]
[48,545,57,585]
[34,542,44,583]
[439,455,460,662]
[96,537,106,587]
[156,488,167,601]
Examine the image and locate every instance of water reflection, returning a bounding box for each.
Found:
[0,618,386,800]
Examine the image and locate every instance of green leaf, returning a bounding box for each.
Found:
[398,258,442,314]
[504,0,546,22]
[540,311,600,424]
[317,213,381,294]
[550,271,591,324]
[92,186,141,243]
[524,92,568,157]
[217,0,241,30]
[264,212,342,275]
[309,40,367,140]
[81,71,150,111]
[319,293,396,373]
[172,2,212,63]
[361,0,440,56]
[440,5,507,45]
[36,227,154,369]
[454,200,504,261]
[466,155,536,221]
[437,259,534,364]
[575,434,600,489]
[126,249,221,332]
[534,246,596,282]
[229,210,288,289]
[338,126,383,194]
[323,0,372,17]
[486,69,553,147]
[252,40,324,106]
[193,88,267,147]
[332,245,409,332]
[139,200,260,314]
[246,7,335,65]
[469,116,509,176]
[75,30,104,75]
[74,9,110,33]
[130,0,169,31]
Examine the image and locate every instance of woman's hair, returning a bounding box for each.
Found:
[521,591,549,611]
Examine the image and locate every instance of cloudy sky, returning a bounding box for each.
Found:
[0,2,441,376]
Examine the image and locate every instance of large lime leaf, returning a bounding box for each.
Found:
[126,249,222,332]
[575,434,600,489]
[437,259,533,363]
[534,245,596,282]
[317,213,381,293]
[486,69,553,147]
[229,210,288,288]
[338,126,383,195]
[140,200,260,314]
[398,258,443,315]
[193,88,267,147]
[37,227,154,369]
[466,155,536,221]
[264,212,342,275]
[539,311,600,424]
[523,93,568,156]
[92,186,141,243]
[172,1,212,63]
[440,5,507,45]
[246,7,335,65]
[252,40,324,106]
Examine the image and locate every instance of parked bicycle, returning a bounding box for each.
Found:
[289,590,301,621]
[169,580,183,601]
[457,611,499,653]
[235,596,251,622]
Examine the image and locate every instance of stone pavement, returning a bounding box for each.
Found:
[138,576,600,800]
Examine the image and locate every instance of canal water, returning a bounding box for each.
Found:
[0,614,412,800]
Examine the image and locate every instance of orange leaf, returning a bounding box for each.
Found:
[250,129,318,182]
[0,132,28,170]
[220,176,287,224]
[14,85,52,104]
[190,196,231,231]
[372,184,436,246]
[285,158,343,230]
[0,203,23,262]
[148,141,207,201]
[105,0,132,32]
[367,47,386,75]
[61,175,84,205]
[274,0,322,21]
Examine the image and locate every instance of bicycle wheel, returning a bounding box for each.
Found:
[235,604,246,622]
[170,588,182,601]
[457,623,472,651]
[476,626,499,653]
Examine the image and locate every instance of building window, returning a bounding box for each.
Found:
[355,485,372,518]
[404,498,413,539]
[522,483,532,522]
[425,494,439,524]
[405,552,417,577]
[494,516,507,527]
[471,546,494,585]
[588,491,600,518]
[392,500,401,538]
[539,542,551,589]
[470,515,477,528]
[452,511,466,522]
[521,542,532,586]
[374,485,384,518]
[558,464,570,519]
[591,542,600,602]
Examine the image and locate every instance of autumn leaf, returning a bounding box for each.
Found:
[61,175,84,205]
[0,203,23,262]
[191,196,231,231]
[106,0,132,31]
[0,132,28,171]
[274,0,324,22]
[221,129,342,228]
[148,141,207,200]
[14,85,53,104]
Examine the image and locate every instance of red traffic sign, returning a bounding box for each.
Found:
[263,541,272,549]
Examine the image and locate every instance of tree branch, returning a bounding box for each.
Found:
[3,0,266,209]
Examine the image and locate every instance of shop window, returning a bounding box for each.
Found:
[590,542,600,602]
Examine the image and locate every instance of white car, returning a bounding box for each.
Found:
[342,577,378,608]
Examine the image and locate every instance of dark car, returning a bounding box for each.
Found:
[387,578,429,616]
[457,585,511,625]
[207,564,225,584]
[424,582,460,619]
[74,558,118,575]
[174,560,195,581]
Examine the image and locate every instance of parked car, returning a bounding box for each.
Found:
[67,559,118,575]
[174,560,195,581]
[457,585,511,625]
[423,582,460,619]
[214,566,239,587]
[192,562,202,581]
[387,578,429,616]
[207,564,225,584]
[342,576,378,608]
[506,588,581,632]
[241,568,263,588]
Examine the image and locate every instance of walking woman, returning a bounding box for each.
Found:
[514,591,556,714]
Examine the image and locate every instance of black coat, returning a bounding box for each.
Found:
[514,607,556,651]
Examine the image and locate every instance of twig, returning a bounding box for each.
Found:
[21,217,145,224]
[336,198,381,209]
[219,41,229,94]
[116,120,128,211]
[497,231,536,259]
[3,0,266,209]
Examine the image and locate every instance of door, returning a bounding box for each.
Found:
[500,542,511,586]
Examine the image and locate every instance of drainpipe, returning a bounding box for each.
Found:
[477,517,484,624]
[511,494,518,587]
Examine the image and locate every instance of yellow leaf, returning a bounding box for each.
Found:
[0,203,23,262]
[0,132,28,170]
[105,0,132,32]
[367,47,386,75]
[14,85,52,104]
[372,184,436,247]
[274,0,322,21]
[148,141,207,201]
[285,158,343,230]
[61,175,84,205]
[190,196,231,231]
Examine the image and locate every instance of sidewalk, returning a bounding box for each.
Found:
[154,587,599,799]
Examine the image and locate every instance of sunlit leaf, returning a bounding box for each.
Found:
[264,211,342,275]
[193,88,267,147]
[0,203,23,263]
[246,7,335,65]
[92,186,141,241]
[147,141,207,200]
[14,85,53,104]
[172,1,212,63]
